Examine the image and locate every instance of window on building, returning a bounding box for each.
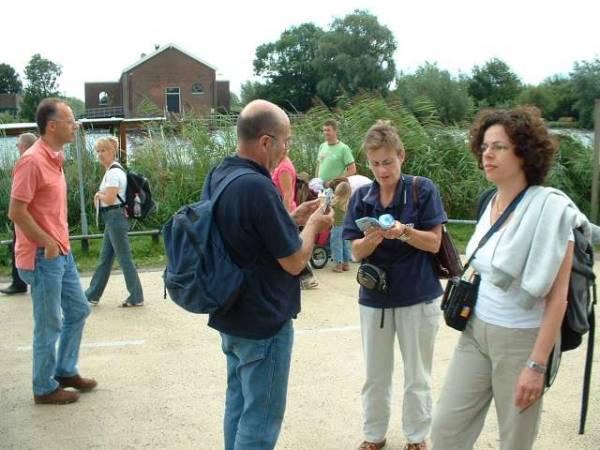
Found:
[165,87,180,113]
[99,91,109,105]
[192,83,204,94]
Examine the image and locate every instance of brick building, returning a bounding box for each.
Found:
[0,94,22,117]
[84,43,230,118]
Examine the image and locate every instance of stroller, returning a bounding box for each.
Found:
[310,229,331,269]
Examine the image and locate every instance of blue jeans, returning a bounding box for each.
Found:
[330,225,351,264]
[221,320,294,450]
[18,251,91,396]
[86,208,143,304]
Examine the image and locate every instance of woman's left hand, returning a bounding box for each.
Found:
[383,220,407,240]
[514,367,544,410]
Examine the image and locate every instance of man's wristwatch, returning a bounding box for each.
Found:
[526,359,547,374]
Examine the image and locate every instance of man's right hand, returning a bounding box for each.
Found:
[44,241,60,259]
[306,204,334,233]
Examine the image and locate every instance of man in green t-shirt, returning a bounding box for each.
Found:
[316,119,356,182]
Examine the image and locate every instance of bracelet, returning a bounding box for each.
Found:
[526,359,547,374]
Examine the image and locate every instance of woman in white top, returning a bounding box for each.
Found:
[431,107,578,450]
[85,137,144,307]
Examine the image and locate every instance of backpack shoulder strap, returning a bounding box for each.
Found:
[210,168,256,203]
[476,187,497,220]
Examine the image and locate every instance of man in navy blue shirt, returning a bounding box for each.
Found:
[208,99,333,450]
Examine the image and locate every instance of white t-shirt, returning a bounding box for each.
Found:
[466,198,572,328]
[99,164,127,207]
[347,174,372,193]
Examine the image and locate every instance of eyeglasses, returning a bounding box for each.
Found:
[266,134,292,150]
[368,159,396,168]
[479,142,510,154]
[50,118,80,126]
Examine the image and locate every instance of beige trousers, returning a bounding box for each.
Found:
[360,301,441,444]
[431,315,543,450]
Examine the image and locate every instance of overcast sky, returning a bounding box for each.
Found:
[2,0,598,100]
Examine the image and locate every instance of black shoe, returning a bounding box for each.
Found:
[0,284,27,295]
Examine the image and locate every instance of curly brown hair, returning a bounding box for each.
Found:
[468,106,557,185]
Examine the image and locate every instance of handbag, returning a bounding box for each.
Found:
[441,187,528,331]
[412,177,462,278]
[434,226,462,278]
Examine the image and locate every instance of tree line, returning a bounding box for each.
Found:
[241,9,600,129]
[0,54,83,123]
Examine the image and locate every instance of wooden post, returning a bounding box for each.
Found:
[592,100,600,223]
[119,123,128,168]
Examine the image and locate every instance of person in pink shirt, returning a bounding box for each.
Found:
[271,155,297,212]
[8,98,96,405]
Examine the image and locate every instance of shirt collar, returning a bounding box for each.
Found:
[362,176,404,209]
[38,139,65,169]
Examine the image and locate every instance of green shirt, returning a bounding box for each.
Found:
[317,141,354,182]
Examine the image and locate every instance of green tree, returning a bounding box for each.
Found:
[240,80,270,106]
[468,58,522,107]
[314,10,396,105]
[62,96,85,117]
[571,57,600,129]
[395,62,474,124]
[20,54,62,121]
[0,63,22,94]
[252,23,324,111]
[516,76,576,122]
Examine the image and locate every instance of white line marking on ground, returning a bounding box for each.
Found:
[16,340,145,352]
[296,325,360,335]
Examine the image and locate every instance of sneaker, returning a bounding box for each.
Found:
[0,284,27,295]
[300,278,319,289]
[34,387,79,405]
[403,442,427,450]
[358,440,386,450]
[87,298,99,306]
[120,300,144,308]
[55,374,98,392]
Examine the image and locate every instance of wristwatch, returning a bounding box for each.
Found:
[526,359,547,374]
[397,224,412,242]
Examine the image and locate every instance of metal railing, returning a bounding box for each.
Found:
[80,106,125,119]
[0,229,161,249]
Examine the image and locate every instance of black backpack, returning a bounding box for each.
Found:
[110,164,156,220]
[477,188,597,433]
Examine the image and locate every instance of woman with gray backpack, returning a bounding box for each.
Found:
[431,107,593,450]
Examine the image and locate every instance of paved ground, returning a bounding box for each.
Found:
[1,264,598,450]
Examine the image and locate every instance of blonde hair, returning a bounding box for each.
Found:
[363,120,404,156]
[94,136,119,159]
[332,180,352,211]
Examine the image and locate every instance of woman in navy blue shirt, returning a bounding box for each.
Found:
[343,120,447,450]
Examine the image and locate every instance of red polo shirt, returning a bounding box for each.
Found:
[10,139,70,270]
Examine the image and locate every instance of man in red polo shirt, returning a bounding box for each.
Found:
[9,98,96,405]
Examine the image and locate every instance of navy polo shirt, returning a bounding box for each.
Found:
[343,175,447,308]
[207,156,302,339]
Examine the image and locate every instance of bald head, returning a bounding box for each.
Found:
[17,132,37,155]
[237,100,288,144]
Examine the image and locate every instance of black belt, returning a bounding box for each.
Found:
[99,204,124,212]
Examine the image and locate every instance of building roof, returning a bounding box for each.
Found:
[121,43,217,75]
